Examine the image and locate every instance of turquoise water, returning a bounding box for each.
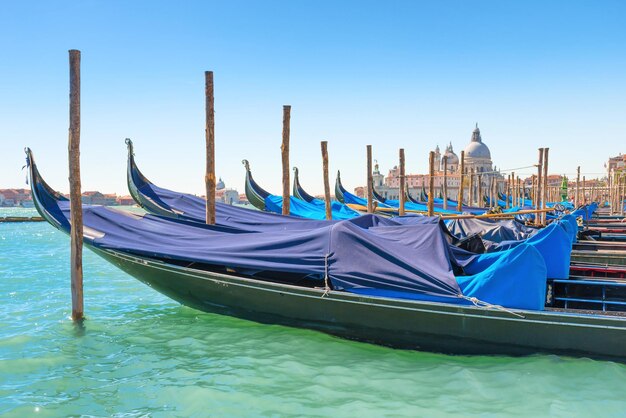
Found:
[2,213,626,417]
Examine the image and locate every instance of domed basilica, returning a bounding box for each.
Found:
[369,124,504,202]
[434,124,496,175]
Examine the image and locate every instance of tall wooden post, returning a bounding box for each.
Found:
[469,168,475,207]
[477,174,483,208]
[542,148,549,224]
[68,49,83,321]
[575,166,580,208]
[582,176,586,205]
[457,151,465,212]
[399,148,406,216]
[536,148,544,226]
[321,141,331,220]
[205,71,216,225]
[491,176,496,208]
[428,151,435,216]
[618,174,626,216]
[613,174,617,214]
[511,171,515,207]
[505,174,510,209]
[281,105,291,215]
[608,169,613,213]
[442,156,448,210]
[367,145,373,213]
[532,175,537,207]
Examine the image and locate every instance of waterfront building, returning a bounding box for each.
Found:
[606,154,626,176]
[0,189,34,207]
[359,125,505,203]
[81,191,118,206]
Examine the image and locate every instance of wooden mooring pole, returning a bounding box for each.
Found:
[575,166,580,208]
[504,174,511,209]
[442,156,448,210]
[321,141,331,220]
[428,151,435,216]
[536,148,543,226]
[542,148,549,225]
[469,168,474,207]
[205,71,216,224]
[477,174,483,208]
[367,145,373,213]
[399,148,406,216]
[281,105,291,215]
[68,49,83,321]
[457,151,465,212]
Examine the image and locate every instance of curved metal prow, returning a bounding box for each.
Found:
[334,170,345,203]
[125,137,134,156]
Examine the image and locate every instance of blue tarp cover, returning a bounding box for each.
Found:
[265,195,359,220]
[33,158,550,310]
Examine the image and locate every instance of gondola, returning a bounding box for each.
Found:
[292,167,316,202]
[25,147,626,361]
[242,159,272,212]
[242,160,360,220]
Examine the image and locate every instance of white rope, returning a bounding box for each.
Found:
[322,254,330,298]
[461,295,526,319]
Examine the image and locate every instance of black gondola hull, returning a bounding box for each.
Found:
[97,247,626,361]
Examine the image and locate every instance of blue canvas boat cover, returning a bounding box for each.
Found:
[264,195,359,220]
[29,148,548,310]
[446,218,540,243]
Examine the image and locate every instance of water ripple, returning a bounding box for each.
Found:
[1,220,626,416]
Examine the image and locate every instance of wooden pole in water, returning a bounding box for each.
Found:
[505,174,510,209]
[511,171,515,207]
[469,168,474,207]
[442,156,448,210]
[428,151,435,216]
[536,148,543,226]
[68,49,83,321]
[205,71,216,225]
[399,148,406,216]
[321,141,331,220]
[367,145,373,213]
[575,166,580,208]
[457,151,465,212]
[609,169,613,213]
[583,176,586,205]
[618,175,626,216]
[488,176,492,208]
[281,105,291,215]
[533,175,538,207]
[542,148,549,224]
[477,173,483,208]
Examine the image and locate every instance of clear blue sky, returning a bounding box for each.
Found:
[1,0,625,195]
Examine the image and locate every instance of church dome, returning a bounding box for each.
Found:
[216,177,225,190]
[443,142,459,165]
[463,125,491,160]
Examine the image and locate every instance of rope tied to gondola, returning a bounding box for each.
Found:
[462,295,526,318]
[322,253,331,297]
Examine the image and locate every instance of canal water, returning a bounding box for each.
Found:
[2,211,626,417]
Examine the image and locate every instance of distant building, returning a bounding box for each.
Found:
[606,154,626,176]
[200,178,240,205]
[81,191,118,206]
[0,189,33,207]
[116,195,136,206]
[361,125,505,202]
[215,177,238,205]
